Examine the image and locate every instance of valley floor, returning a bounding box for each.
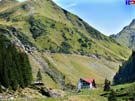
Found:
[1,82,135,101]
[0,52,124,101]
[8,88,107,101]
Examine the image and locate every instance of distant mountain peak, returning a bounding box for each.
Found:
[112,18,135,50]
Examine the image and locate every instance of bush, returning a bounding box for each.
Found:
[108,90,117,101]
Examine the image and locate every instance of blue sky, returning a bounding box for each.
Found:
[19,0,135,35]
[53,0,135,35]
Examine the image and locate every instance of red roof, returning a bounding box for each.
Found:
[81,78,94,83]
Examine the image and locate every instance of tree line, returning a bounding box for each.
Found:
[0,35,32,90]
[113,51,135,84]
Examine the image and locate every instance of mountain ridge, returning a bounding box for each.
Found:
[0,0,130,60]
[111,19,135,50]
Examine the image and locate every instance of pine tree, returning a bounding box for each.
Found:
[7,51,18,90]
[36,69,42,83]
[21,52,32,87]
[104,78,111,91]
[92,79,96,88]
[0,83,2,93]
[15,53,24,88]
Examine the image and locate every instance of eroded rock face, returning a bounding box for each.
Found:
[39,87,66,98]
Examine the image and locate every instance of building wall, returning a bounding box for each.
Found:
[78,79,93,89]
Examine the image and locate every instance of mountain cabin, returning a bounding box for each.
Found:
[78,78,96,90]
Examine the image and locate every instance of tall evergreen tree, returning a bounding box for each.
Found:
[104,78,111,91]
[20,52,32,87]
[0,82,2,93]
[36,69,42,83]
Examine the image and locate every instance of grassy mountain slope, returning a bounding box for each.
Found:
[44,53,121,85]
[112,83,135,100]
[0,0,131,90]
[29,52,121,89]
[0,0,131,61]
[101,82,135,101]
[111,19,135,49]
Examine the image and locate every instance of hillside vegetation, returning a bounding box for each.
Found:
[111,51,135,100]
[44,53,121,85]
[0,0,132,100]
[0,34,32,91]
[114,51,135,85]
